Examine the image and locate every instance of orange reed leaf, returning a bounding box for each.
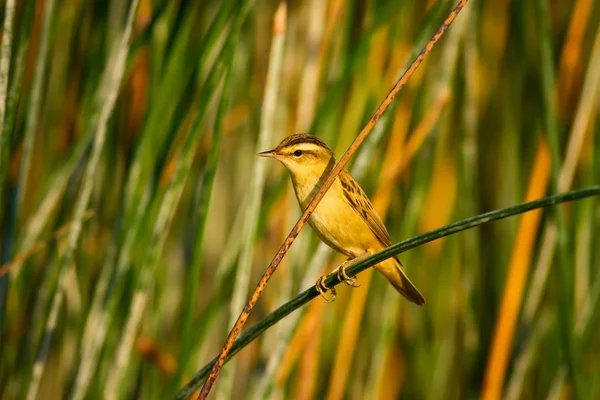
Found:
[557,0,593,118]
[481,138,551,400]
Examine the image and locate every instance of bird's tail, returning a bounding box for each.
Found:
[375,257,425,305]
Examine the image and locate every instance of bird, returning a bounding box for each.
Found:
[258,134,424,305]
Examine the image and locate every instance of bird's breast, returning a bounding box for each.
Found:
[292,178,374,258]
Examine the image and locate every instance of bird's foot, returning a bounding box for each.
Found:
[315,276,336,303]
[335,259,360,288]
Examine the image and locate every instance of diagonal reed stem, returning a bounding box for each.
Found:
[196,1,469,397]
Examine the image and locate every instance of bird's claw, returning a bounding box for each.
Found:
[315,276,336,302]
[336,260,360,287]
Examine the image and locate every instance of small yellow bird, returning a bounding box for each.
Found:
[259,134,424,305]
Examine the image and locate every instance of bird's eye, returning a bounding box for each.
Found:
[294,150,303,157]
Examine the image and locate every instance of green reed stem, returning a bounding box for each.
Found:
[175,185,600,399]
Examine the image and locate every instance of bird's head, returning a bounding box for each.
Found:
[258,134,335,181]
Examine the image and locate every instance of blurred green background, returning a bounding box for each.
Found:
[0,0,599,399]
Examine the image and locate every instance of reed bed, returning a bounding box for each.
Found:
[0,1,599,399]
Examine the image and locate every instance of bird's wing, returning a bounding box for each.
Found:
[339,170,392,247]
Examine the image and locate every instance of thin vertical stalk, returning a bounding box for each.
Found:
[12,127,94,280]
[295,0,326,133]
[574,174,593,314]
[481,140,551,400]
[557,0,593,116]
[1,0,36,218]
[70,183,151,399]
[0,0,36,331]
[23,0,140,397]
[25,267,62,400]
[536,0,582,395]
[214,194,249,282]
[216,4,286,399]
[70,240,119,400]
[171,5,256,391]
[0,0,16,187]
[0,0,18,328]
[543,264,600,398]
[458,0,481,370]
[1,0,37,274]
[123,1,222,226]
[0,0,35,148]
[504,312,554,400]
[14,0,56,224]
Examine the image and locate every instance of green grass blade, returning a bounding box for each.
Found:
[171,7,246,390]
[103,25,237,398]
[0,0,17,198]
[12,128,94,280]
[0,0,35,327]
[14,0,56,228]
[23,0,140,397]
[535,0,582,394]
[71,3,235,395]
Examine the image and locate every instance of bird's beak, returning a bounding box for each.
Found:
[257,149,279,158]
